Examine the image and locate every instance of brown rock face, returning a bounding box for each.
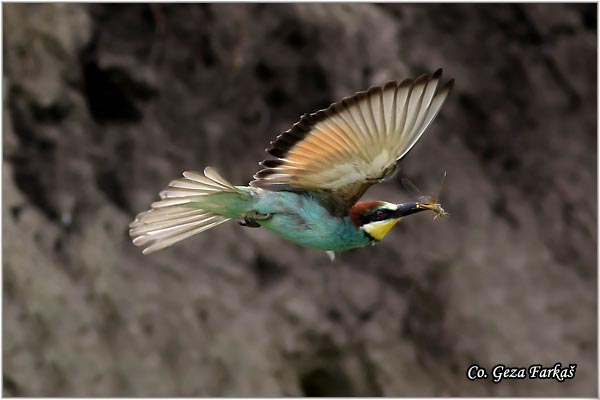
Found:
[3,3,596,396]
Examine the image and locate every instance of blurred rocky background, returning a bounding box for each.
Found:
[2,3,597,397]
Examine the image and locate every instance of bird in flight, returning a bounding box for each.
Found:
[130,69,453,258]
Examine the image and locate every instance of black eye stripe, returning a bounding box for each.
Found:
[360,209,389,224]
[374,210,388,221]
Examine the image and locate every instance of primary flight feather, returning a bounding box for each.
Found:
[130,69,454,255]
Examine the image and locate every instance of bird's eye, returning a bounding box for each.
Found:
[375,210,385,219]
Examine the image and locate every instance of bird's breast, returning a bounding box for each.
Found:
[252,191,373,251]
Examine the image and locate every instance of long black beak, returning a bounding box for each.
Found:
[393,202,428,218]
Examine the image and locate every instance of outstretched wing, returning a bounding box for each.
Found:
[250,69,454,215]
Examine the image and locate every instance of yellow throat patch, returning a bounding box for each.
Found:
[362,218,401,241]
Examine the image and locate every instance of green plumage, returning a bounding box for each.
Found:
[186,189,373,251]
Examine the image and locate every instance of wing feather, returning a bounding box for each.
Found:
[393,79,412,137]
[251,70,454,214]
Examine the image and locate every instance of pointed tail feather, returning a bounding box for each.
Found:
[130,167,241,255]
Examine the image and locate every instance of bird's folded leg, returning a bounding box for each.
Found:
[239,219,260,228]
[239,212,272,228]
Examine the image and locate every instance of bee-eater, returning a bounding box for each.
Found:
[130,69,453,257]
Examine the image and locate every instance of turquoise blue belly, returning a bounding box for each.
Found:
[253,191,372,251]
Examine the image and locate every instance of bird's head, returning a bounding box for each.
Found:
[350,199,447,241]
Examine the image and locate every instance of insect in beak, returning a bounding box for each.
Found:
[415,196,449,220]
[410,171,449,220]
